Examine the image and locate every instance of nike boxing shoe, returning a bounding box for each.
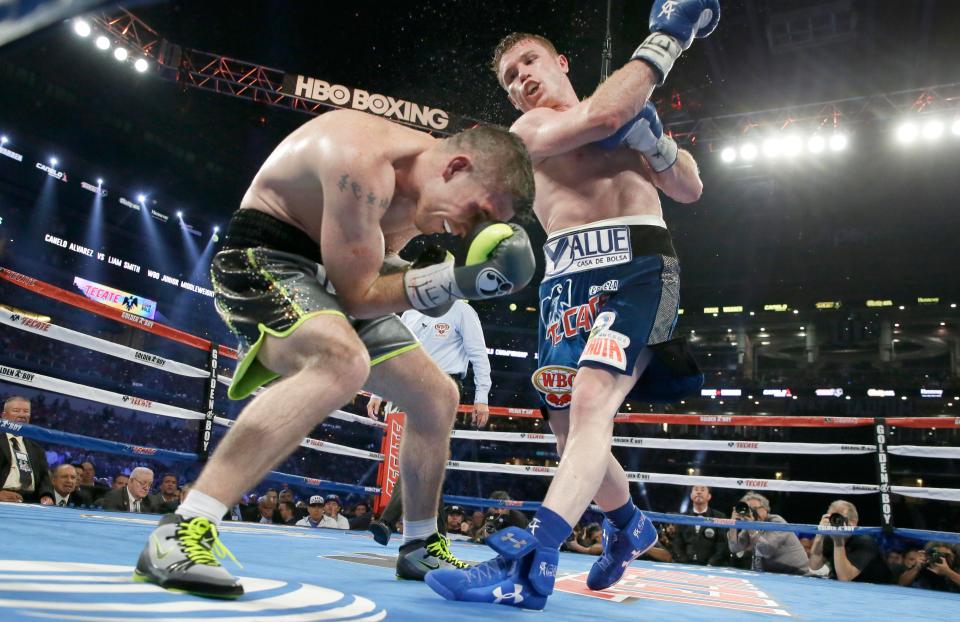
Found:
[396,531,470,580]
[134,514,243,598]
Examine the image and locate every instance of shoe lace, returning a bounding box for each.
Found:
[464,556,512,585]
[175,517,241,568]
[426,535,470,569]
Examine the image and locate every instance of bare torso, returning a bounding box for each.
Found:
[238,110,426,253]
[532,142,663,235]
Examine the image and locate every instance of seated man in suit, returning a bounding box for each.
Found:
[99,466,156,512]
[49,463,93,508]
[0,395,54,504]
[78,460,110,503]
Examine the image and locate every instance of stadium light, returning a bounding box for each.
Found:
[762,138,781,158]
[0,135,7,145]
[213,225,220,232]
[720,147,736,163]
[95,35,110,50]
[134,58,149,73]
[739,143,758,161]
[137,194,146,203]
[113,47,129,62]
[96,178,103,185]
[922,119,944,141]
[49,157,58,166]
[782,134,803,157]
[176,211,183,218]
[807,135,826,153]
[896,122,919,144]
[829,133,848,151]
[73,19,91,38]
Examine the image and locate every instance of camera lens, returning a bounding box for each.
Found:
[734,502,750,516]
[828,512,847,527]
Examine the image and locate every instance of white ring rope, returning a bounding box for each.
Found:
[212,415,384,461]
[1,309,208,378]
[0,364,205,421]
[449,430,876,455]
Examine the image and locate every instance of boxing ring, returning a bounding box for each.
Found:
[2,264,960,620]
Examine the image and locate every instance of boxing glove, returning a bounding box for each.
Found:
[632,0,721,85]
[403,221,535,310]
[597,101,678,172]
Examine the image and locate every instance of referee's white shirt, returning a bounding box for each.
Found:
[400,300,492,404]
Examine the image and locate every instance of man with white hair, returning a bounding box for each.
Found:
[99,467,157,513]
[727,492,808,575]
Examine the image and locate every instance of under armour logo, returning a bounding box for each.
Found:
[658,0,679,19]
[501,532,527,550]
[528,518,541,535]
[492,584,524,604]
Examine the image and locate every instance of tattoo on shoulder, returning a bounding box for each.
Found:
[336,172,390,209]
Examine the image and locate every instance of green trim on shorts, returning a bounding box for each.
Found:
[228,309,345,400]
[246,247,307,316]
[370,342,421,367]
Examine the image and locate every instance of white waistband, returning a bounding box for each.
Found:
[546,214,667,241]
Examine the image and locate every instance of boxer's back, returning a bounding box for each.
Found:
[533,142,664,235]
[239,110,426,245]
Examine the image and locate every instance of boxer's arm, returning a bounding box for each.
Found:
[320,162,408,319]
[509,62,658,160]
[647,149,703,203]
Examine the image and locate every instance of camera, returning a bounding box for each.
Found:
[481,513,505,537]
[734,501,752,517]
[828,512,848,527]
[927,550,946,567]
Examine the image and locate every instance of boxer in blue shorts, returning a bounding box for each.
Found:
[427,0,715,610]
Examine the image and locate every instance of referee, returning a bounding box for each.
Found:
[366,299,493,544]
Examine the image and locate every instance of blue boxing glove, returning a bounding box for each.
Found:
[632,0,721,85]
[597,101,678,172]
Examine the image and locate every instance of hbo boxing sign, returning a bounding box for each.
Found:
[287,74,449,131]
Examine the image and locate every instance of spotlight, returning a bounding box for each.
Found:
[740,143,758,161]
[720,146,736,163]
[49,157,58,166]
[73,19,91,38]
[137,194,146,203]
[96,178,103,185]
[896,122,918,143]
[922,119,944,141]
[762,138,782,158]
[95,35,110,50]
[176,211,183,218]
[0,135,7,145]
[113,47,129,62]
[952,119,960,136]
[134,58,149,73]
[509,303,517,312]
[782,134,803,157]
[807,135,826,153]
[829,133,848,151]
[213,225,220,232]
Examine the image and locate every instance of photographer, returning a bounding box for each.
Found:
[472,490,528,543]
[898,542,960,592]
[726,492,808,575]
[809,500,891,584]
[565,523,603,555]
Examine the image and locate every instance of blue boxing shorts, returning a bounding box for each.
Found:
[532,215,703,410]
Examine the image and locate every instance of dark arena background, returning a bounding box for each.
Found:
[0,1,958,620]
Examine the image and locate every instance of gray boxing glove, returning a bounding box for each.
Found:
[403,221,535,311]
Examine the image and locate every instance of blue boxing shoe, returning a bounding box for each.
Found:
[586,508,657,591]
[425,527,558,610]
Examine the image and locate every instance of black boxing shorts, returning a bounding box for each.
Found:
[211,209,419,400]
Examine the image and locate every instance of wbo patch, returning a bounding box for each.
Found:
[531,365,577,409]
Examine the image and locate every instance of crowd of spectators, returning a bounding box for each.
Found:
[3,375,959,595]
